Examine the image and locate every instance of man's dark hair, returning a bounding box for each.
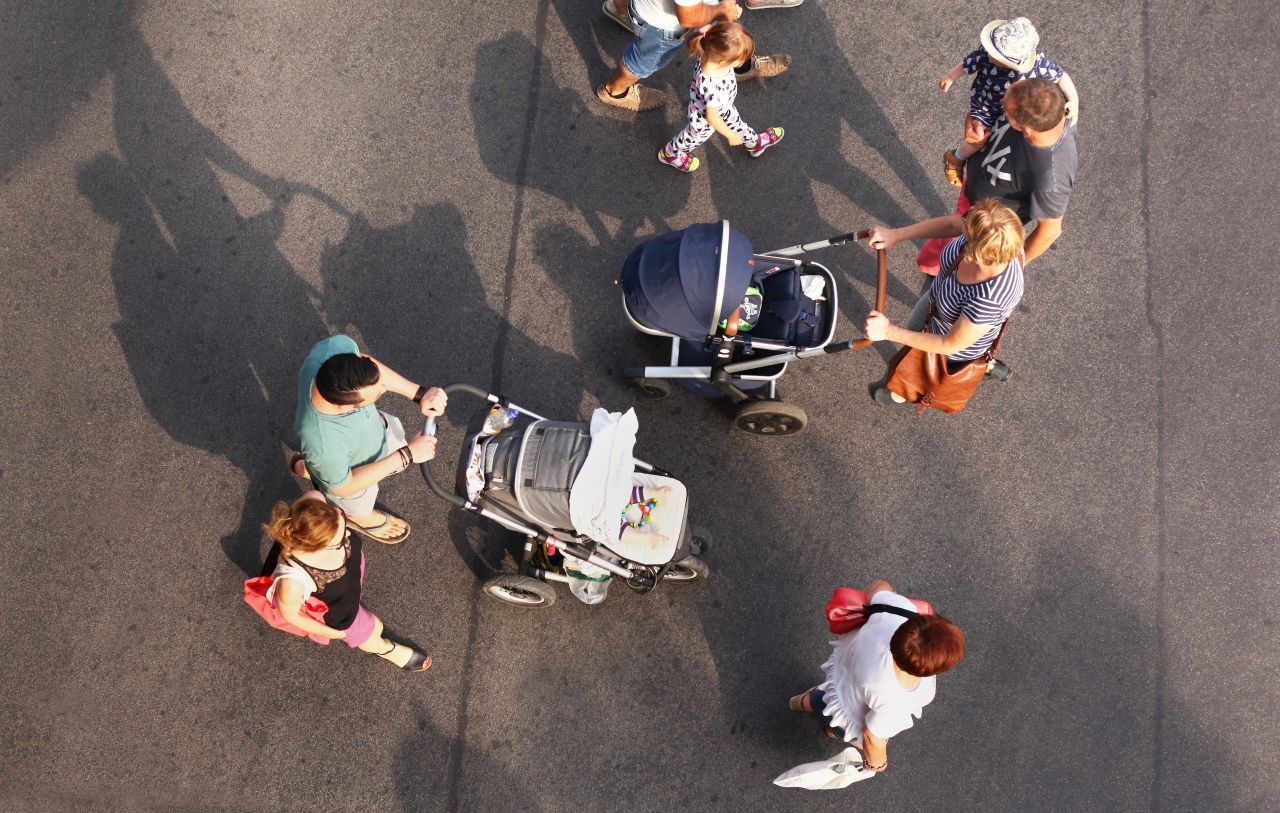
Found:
[1008,78,1066,131]
[314,353,379,405]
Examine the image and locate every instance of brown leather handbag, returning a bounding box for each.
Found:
[885,311,1008,414]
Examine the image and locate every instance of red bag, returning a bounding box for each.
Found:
[826,587,934,634]
[243,576,331,645]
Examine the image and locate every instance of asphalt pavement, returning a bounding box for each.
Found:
[1,1,1277,811]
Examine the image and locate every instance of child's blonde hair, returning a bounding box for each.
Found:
[962,198,1025,268]
[686,21,755,66]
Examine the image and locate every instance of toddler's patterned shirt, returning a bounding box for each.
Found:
[687,58,740,122]
[962,48,1064,125]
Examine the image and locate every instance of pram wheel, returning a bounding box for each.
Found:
[732,400,809,436]
[662,555,709,582]
[690,525,712,556]
[627,377,673,400]
[482,573,557,608]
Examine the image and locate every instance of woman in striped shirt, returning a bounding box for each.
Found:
[862,198,1025,405]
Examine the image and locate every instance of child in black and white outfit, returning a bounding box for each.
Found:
[659,21,783,173]
[938,17,1079,187]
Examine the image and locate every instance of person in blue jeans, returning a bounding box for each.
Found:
[597,0,794,112]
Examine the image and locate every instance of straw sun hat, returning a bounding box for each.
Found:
[980,17,1040,73]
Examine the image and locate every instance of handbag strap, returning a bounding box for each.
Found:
[864,603,918,621]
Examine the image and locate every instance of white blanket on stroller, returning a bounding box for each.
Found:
[569,407,638,545]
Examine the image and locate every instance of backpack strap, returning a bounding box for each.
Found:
[864,603,918,621]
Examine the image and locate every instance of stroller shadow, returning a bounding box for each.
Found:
[81,25,334,575]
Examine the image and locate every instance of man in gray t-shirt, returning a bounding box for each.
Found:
[917,77,1077,274]
[962,77,1077,262]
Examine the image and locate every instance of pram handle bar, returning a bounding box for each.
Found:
[850,230,888,349]
[763,231,860,257]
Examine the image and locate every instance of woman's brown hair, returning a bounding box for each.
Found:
[890,614,966,677]
[263,499,342,557]
[685,21,755,66]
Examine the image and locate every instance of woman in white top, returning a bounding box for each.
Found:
[790,579,965,772]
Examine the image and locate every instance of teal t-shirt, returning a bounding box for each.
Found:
[294,335,389,490]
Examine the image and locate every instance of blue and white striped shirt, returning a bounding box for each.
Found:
[929,236,1024,361]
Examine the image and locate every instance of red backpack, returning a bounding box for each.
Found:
[826,587,934,634]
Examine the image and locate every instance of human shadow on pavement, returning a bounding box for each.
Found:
[0,1,135,178]
[471,31,690,247]
[316,203,593,580]
[80,27,338,575]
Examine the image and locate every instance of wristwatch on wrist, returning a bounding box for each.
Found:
[412,384,428,404]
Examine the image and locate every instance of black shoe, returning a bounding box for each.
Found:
[985,360,1012,382]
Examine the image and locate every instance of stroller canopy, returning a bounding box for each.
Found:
[621,221,755,341]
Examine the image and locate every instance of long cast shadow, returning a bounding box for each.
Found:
[80,25,335,574]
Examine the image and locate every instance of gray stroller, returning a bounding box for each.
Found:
[420,384,710,608]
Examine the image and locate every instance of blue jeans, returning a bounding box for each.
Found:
[622,9,686,78]
[809,690,848,741]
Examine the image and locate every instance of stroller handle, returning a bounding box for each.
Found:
[418,384,501,507]
[851,228,888,349]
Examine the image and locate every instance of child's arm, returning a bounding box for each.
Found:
[705,106,743,146]
[1057,71,1080,124]
[938,61,965,92]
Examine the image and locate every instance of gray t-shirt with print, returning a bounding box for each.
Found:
[964,117,1077,225]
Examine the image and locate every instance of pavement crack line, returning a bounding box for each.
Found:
[1139,1,1170,809]
[446,0,551,806]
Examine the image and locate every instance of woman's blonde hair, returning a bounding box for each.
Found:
[685,21,755,66]
[263,499,342,556]
[962,198,1025,268]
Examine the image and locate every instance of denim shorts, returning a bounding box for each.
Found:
[622,9,686,79]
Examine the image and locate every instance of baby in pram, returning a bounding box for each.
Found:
[620,484,674,547]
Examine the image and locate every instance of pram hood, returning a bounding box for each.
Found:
[620,221,755,342]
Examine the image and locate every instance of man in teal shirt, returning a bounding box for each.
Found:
[293,335,446,543]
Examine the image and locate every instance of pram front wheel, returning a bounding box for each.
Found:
[482,573,557,608]
[662,555,709,582]
[626,377,674,400]
[732,400,808,436]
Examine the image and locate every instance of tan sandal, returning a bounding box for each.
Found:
[789,688,817,712]
[596,83,666,112]
[348,510,411,544]
[944,149,965,187]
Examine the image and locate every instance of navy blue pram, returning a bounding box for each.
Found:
[620,221,872,435]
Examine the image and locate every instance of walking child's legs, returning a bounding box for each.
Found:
[718,105,759,147]
[665,119,716,157]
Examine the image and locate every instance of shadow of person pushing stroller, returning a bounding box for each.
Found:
[315,202,600,580]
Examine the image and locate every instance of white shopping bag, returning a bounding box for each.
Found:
[772,747,878,790]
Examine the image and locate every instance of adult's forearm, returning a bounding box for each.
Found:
[677,3,730,28]
[1023,220,1062,264]
[861,728,888,766]
[335,451,405,495]
[886,323,957,356]
[281,609,344,640]
[371,357,419,400]
[898,215,966,243]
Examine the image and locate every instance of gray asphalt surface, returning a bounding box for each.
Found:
[2,1,1277,811]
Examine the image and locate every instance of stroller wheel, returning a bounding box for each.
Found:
[627,377,674,400]
[662,555,710,582]
[732,400,808,436]
[482,573,557,608]
[689,525,713,557]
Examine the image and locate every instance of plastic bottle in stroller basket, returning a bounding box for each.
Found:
[481,405,519,436]
[564,559,612,605]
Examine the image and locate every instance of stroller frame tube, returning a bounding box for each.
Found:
[418,383,660,582]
